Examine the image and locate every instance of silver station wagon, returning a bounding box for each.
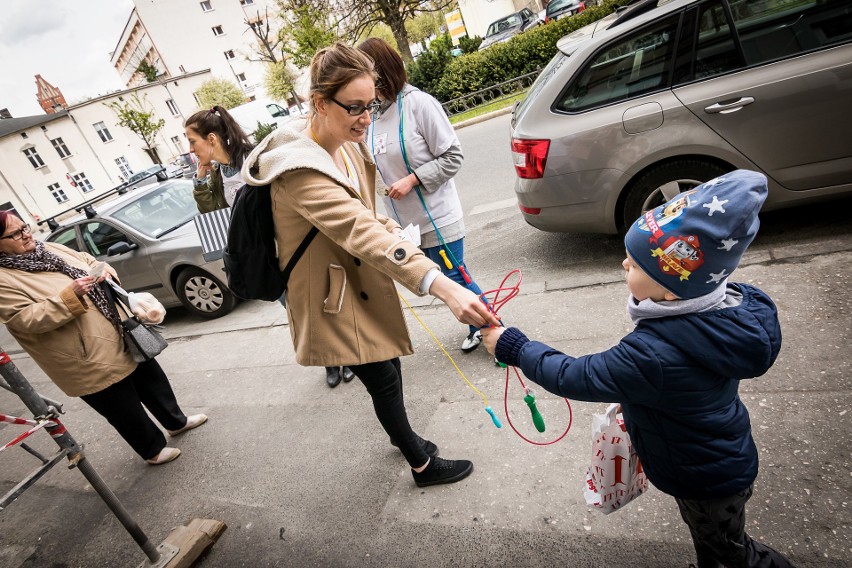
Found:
[45,179,237,319]
[510,0,852,233]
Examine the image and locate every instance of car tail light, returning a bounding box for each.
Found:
[511,138,550,179]
[544,15,549,23]
[518,203,541,215]
[578,2,585,11]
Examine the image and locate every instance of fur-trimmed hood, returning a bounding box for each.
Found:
[241,119,375,193]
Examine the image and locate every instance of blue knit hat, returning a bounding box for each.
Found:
[624,169,768,299]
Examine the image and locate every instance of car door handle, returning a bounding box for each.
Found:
[704,97,755,114]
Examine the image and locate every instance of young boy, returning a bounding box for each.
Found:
[482,170,794,568]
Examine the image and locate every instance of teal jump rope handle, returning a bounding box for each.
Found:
[485,406,502,428]
[524,394,546,433]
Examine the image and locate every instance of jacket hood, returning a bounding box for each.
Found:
[640,284,781,379]
[241,119,373,191]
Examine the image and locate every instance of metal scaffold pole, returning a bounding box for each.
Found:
[0,349,163,565]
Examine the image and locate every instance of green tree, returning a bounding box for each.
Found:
[252,121,277,143]
[406,12,442,48]
[277,0,339,69]
[362,23,396,48]
[195,78,246,110]
[407,34,453,95]
[336,0,455,62]
[264,60,297,101]
[106,93,166,164]
[136,60,159,83]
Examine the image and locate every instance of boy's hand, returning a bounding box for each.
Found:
[481,326,505,356]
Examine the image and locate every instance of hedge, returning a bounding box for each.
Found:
[409,0,632,103]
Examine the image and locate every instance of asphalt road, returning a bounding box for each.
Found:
[0,113,851,567]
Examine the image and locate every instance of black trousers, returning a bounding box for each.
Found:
[81,359,187,460]
[675,485,795,568]
[348,358,429,468]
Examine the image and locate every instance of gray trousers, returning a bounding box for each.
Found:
[675,485,795,568]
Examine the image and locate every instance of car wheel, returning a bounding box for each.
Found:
[175,267,237,319]
[621,160,730,231]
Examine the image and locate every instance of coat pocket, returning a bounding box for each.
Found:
[323,264,347,314]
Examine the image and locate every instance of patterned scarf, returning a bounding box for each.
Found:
[0,242,123,332]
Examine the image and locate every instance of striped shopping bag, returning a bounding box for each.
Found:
[193,208,231,262]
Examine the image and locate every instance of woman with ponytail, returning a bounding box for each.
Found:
[184,105,254,213]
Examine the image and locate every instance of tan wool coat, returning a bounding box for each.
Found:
[0,243,136,397]
[242,124,439,367]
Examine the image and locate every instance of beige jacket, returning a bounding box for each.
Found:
[0,243,136,397]
[242,124,439,366]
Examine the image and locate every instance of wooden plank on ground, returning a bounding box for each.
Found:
[162,518,227,568]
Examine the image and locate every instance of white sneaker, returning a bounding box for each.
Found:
[461,330,482,353]
[167,414,208,436]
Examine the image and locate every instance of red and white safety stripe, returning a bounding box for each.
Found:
[0,413,63,453]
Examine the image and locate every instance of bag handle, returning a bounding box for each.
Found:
[281,226,319,291]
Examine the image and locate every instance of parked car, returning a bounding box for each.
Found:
[45,179,237,319]
[479,8,542,51]
[173,152,197,177]
[545,0,585,23]
[288,104,309,117]
[229,99,292,141]
[510,0,852,234]
[165,163,184,178]
[124,165,168,191]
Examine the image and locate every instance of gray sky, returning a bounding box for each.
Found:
[0,0,134,118]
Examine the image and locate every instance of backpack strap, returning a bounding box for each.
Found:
[281,226,319,290]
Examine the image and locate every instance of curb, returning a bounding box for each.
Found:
[452,106,514,130]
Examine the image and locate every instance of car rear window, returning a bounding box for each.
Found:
[515,52,568,119]
[554,15,680,112]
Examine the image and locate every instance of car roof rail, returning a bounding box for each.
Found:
[36,170,163,230]
[611,0,662,28]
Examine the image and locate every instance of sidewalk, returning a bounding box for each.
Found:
[0,247,850,567]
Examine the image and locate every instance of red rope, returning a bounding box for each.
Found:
[480,270,573,445]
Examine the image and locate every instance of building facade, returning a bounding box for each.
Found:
[0,70,212,233]
[111,0,279,100]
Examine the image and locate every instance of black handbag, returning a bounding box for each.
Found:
[103,280,168,363]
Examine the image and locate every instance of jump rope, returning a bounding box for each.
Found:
[371,92,573,445]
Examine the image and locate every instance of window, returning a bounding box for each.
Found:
[212,25,224,36]
[249,20,264,34]
[240,0,254,5]
[23,147,45,168]
[49,228,82,252]
[20,132,28,139]
[166,99,179,116]
[236,73,247,83]
[48,183,68,204]
[81,222,128,257]
[72,172,94,193]
[200,0,212,11]
[171,135,183,153]
[555,16,680,112]
[115,156,133,179]
[224,49,236,60]
[94,121,113,142]
[51,137,71,158]
[192,92,201,106]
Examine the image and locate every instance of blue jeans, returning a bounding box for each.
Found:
[422,238,482,336]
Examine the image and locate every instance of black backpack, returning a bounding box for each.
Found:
[223,183,318,302]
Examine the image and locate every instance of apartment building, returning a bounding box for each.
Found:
[0,70,212,232]
[111,0,279,99]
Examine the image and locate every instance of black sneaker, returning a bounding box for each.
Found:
[461,330,482,353]
[390,434,439,458]
[412,457,474,487]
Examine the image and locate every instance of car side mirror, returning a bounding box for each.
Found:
[155,169,168,182]
[107,241,138,256]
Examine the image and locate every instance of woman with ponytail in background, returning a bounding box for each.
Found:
[184,105,254,213]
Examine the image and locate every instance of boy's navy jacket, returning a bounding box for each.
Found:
[499,283,781,500]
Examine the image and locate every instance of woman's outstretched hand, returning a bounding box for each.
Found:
[481,326,505,356]
[71,276,97,298]
[429,274,500,329]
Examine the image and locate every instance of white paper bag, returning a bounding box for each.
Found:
[583,403,648,514]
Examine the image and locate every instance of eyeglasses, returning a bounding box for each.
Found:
[0,224,31,241]
[330,98,382,117]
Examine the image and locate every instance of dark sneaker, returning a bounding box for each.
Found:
[390,434,439,458]
[412,457,473,487]
[461,330,482,353]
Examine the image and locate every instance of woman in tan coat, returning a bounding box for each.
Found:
[0,211,206,465]
[242,43,499,488]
